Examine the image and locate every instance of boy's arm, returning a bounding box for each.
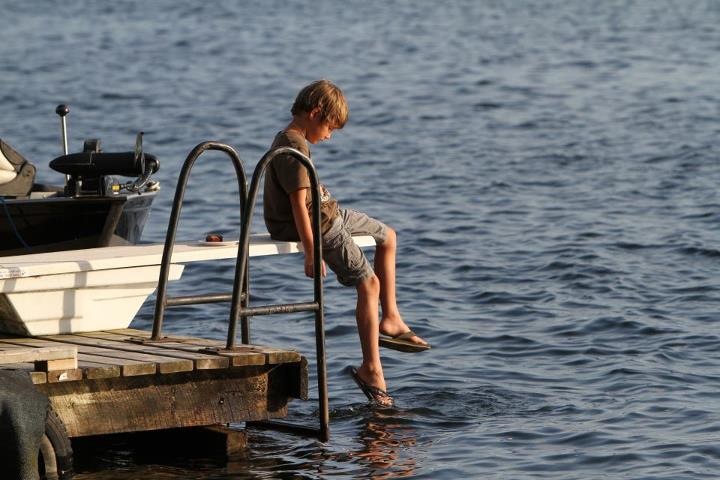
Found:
[289,188,326,278]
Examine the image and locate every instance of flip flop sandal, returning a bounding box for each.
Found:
[347,366,394,408]
[379,330,431,353]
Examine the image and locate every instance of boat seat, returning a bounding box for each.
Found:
[0,139,36,197]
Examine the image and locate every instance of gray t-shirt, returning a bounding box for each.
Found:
[263,130,339,241]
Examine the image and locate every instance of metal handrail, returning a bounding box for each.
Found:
[148,143,330,442]
[151,141,247,340]
[227,146,329,442]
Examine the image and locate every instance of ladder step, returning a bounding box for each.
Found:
[166,292,246,307]
[240,302,319,317]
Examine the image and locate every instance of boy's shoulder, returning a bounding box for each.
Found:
[272,130,309,155]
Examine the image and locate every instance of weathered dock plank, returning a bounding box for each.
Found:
[69,331,232,370]
[0,344,77,365]
[0,335,190,376]
[76,353,156,377]
[98,329,269,366]
[46,368,83,383]
[109,328,301,365]
[71,358,121,379]
[41,334,199,373]
[0,328,303,380]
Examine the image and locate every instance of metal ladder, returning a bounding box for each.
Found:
[147,142,331,442]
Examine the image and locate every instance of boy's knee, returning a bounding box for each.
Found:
[382,227,396,247]
[357,274,380,295]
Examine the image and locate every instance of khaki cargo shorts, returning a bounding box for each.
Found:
[322,208,388,287]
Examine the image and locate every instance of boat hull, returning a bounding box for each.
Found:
[0,191,156,256]
[0,264,184,336]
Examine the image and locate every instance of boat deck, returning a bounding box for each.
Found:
[0,328,306,438]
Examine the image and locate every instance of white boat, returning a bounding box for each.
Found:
[0,235,374,336]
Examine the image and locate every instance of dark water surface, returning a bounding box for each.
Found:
[3,1,720,478]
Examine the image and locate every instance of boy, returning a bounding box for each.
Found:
[263,80,429,407]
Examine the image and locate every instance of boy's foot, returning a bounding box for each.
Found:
[347,366,394,408]
[379,330,431,353]
[379,316,430,352]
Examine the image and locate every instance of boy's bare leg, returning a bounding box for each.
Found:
[355,275,387,391]
[375,227,429,347]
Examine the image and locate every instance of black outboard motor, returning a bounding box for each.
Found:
[50,140,159,197]
[49,111,159,197]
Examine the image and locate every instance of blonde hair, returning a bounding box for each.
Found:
[291,79,349,129]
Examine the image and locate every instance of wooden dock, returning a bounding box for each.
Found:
[0,328,307,438]
[0,144,376,479]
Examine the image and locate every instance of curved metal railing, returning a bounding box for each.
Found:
[151,141,247,340]
[148,143,330,442]
[228,146,329,441]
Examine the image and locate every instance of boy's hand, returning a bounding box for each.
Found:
[304,254,327,278]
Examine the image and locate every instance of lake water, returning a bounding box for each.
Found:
[3,1,720,478]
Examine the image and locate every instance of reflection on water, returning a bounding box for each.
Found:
[352,409,419,479]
